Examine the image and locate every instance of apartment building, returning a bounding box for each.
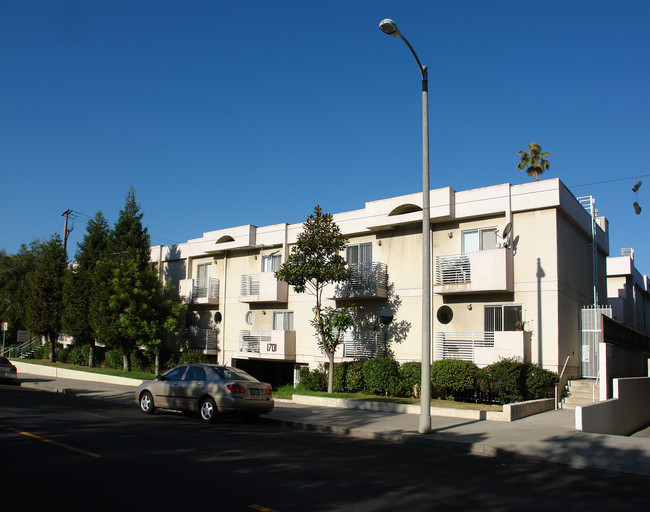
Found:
[152,178,609,386]
[607,248,650,335]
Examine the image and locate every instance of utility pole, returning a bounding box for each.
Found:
[62,209,74,258]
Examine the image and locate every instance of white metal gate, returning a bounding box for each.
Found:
[580,306,612,378]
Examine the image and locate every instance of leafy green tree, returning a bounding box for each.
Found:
[276,206,354,393]
[25,235,67,362]
[62,211,109,367]
[110,257,185,375]
[91,187,184,372]
[0,241,40,346]
[517,142,552,181]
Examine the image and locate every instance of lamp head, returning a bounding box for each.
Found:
[379,19,401,37]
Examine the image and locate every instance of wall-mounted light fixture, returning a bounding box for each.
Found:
[447,231,453,238]
[466,304,472,311]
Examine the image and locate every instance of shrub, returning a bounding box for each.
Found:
[399,361,422,398]
[67,345,90,367]
[345,361,366,393]
[298,366,327,392]
[363,357,401,396]
[430,359,481,398]
[525,363,558,399]
[333,362,349,393]
[105,348,124,369]
[485,358,527,404]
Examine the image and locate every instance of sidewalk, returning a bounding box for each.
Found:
[14,371,650,478]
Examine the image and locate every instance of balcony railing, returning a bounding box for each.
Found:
[180,328,218,352]
[332,262,388,299]
[435,330,527,366]
[239,272,288,303]
[435,331,494,361]
[179,277,220,305]
[341,330,386,359]
[238,330,296,359]
[435,254,471,284]
[434,248,513,294]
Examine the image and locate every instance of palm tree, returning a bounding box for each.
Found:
[517,143,552,181]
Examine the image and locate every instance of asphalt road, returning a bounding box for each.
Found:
[2,384,648,511]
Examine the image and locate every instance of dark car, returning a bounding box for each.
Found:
[0,357,17,384]
[135,363,274,423]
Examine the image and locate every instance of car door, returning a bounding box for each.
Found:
[154,365,188,409]
[171,365,207,411]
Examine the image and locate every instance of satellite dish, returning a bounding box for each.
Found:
[502,222,512,240]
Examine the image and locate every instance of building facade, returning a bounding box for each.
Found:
[152,178,609,386]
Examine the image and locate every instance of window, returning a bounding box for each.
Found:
[484,305,522,332]
[196,262,211,283]
[462,228,497,253]
[262,253,282,272]
[164,366,187,381]
[273,311,294,331]
[185,366,206,381]
[346,243,372,265]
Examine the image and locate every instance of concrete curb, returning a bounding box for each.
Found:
[289,394,555,422]
[12,361,145,387]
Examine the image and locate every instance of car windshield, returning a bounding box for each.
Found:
[212,366,258,382]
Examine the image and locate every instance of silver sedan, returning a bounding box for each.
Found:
[135,364,274,423]
[0,357,17,384]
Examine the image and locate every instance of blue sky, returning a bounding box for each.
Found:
[2,1,649,275]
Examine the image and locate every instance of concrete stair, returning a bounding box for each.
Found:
[561,379,600,409]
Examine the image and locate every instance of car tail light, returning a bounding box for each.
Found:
[227,384,246,393]
[265,386,272,395]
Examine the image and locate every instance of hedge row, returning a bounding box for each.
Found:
[298,357,559,405]
[38,343,211,374]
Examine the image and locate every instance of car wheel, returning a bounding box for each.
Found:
[199,397,218,423]
[139,391,155,414]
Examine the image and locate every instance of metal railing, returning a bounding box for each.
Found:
[1,335,41,358]
[341,331,386,359]
[435,254,471,285]
[239,330,273,353]
[435,331,495,362]
[348,262,388,293]
[192,278,219,300]
[240,274,261,297]
[183,328,218,351]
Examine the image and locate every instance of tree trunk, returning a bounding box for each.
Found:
[123,353,131,372]
[88,343,94,368]
[155,352,160,376]
[48,334,56,363]
[327,351,335,394]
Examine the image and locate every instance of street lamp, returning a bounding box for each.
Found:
[379,18,431,434]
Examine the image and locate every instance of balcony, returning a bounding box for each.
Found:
[238,330,296,360]
[239,272,288,303]
[180,328,218,354]
[341,331,386,359]
[434,248,513,295]
[435,330,530,366]
[179,278,220,305]
[331,262,388,300]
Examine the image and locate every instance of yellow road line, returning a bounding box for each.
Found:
[8,427,102,459]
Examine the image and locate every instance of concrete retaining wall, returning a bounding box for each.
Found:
[291,394,554,422]
[13,361,144,387]
[577,376,650,435]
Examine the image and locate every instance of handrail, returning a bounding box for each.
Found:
[593,372,600,403]
[555,355,571,410]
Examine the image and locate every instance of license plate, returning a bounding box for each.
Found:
[250,388,261,396]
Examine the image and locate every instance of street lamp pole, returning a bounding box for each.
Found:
[379,18,431,434]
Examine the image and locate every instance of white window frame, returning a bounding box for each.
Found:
[484,304,523,332]
[346,243,372,265]
[273,311,294,331]
[262,252,282,272]
[462,227,497,253]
